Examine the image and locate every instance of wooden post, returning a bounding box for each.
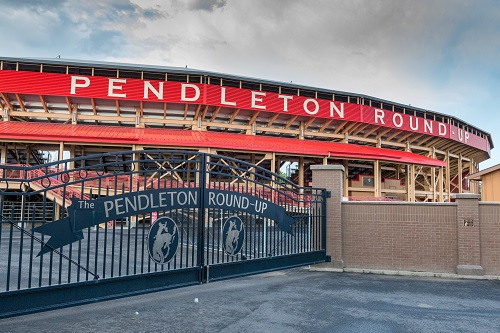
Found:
[374,160,381,197]
[446,151,451,202]
[343,160,349,198]
[438,166,444,202]
[298,156,304,187]
[458,154,463,194]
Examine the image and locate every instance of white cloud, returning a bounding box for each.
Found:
[1,0,499,167]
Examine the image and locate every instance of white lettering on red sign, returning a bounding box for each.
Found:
[108,79,127,98]
[70,76,90,95]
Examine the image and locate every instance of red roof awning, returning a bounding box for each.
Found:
[0,122,446,167]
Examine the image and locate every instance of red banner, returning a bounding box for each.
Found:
[0,70,490,153]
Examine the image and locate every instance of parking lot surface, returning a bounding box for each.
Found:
[1,268,500,333]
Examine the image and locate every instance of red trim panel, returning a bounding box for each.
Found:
[0,70,490,153]
[0,122,446,167]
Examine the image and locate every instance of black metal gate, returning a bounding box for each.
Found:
[0,150,326,318]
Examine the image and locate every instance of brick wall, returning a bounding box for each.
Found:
[479,203,500,275]
[342,202,457,273]
[311,165,500,276]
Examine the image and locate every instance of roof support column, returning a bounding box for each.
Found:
[26,145,31,165]
[406,164,416,202]
[438,166,444,202]
[446,151,451,202]
[250,153,255,181]
[458,154,463,194]
[132,145,142,185]
[343,160,349,198]
[374,160,381,197]
[58,141,64,169]
[431,166,436,202]
[298,156,304,187]
[0,144,6,164]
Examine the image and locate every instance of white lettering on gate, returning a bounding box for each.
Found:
[70,76,90,95]
[104,201,113,217]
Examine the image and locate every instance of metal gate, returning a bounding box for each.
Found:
[0,150,326,318]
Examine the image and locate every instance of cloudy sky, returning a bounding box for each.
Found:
[1,0,499,168]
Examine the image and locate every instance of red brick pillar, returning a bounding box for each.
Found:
[454,194,483,276]
[311,164,344,268]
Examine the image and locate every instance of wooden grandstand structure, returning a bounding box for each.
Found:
[0,57,493,202]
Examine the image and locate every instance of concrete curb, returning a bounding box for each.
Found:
[308,266,500,280]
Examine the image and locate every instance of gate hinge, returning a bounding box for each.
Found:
[325,191,331,198]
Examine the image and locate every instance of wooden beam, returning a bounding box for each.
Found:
[90,98,98,125]
[39,95,52,123]
[210,106,221,122]
[318,119,333,132]
[363,126,379,138]
[284,115,298,130]
[303,117,315,130]
[249,111,260,125]
[266,113,280,127]
[228,108,240,124]
[334,121,350,134]
[1,93,13,112]
[15,94,27,112]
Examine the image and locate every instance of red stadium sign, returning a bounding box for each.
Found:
[0,70,490,153]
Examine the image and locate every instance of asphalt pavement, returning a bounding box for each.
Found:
[1,268,500,333]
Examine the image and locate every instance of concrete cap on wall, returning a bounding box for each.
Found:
[310,165,345,172]
[452,193,481,199]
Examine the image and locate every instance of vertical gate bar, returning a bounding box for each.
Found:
[111,174,119,277]
[28,205,36,288]
[17,211,24,290]
[133,213,138,275]
[101,182,108,279]
[38,199,46,287]
[185,205,190,269]
[140,209,146,273]
[94,215,100,280]
[197,153,206,283]
[211,207,215,265]
[76,226,82,282]
[48,203,55,286]
[102,186,108,279]
[126,182,132,276]
[118,209,124,275]
[68,240,73,283]
[190,206,195,268]
[6,204,15,291]
[85,223,91,281]
[179,208,184,269]
[308,205,311,252]
[321,190,327,251]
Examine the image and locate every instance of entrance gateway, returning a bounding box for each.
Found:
[0,150,327,318]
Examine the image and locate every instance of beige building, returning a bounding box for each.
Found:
[468,164,500,202]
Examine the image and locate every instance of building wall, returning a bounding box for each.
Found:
[312,166,500,276]
[480,203,500,275]
[342,202,457,273]
[481,169,500,202]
